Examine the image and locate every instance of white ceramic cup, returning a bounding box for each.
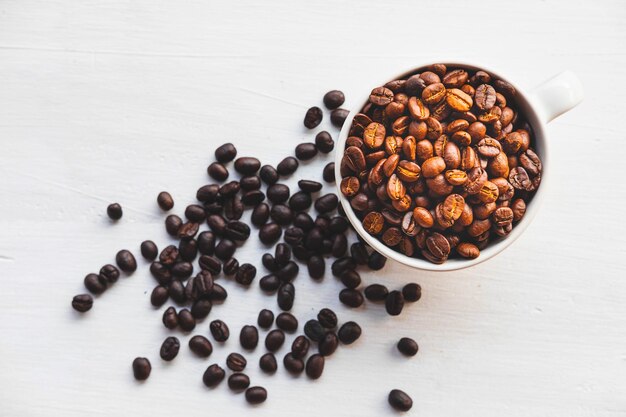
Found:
[335,62,584,271]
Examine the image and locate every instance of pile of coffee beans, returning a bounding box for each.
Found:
[71,89,421,411]
[340,64,541,264]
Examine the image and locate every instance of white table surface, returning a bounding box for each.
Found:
[1,0,625,416]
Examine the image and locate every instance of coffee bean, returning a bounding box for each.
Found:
[215,238,236,260]
[291,335,310,359]
[226,352,247,371]
[305,354,325,380]
[257,309,274,329]
[368,252,387,270]
[210,320,230,342]
[276,261,299,282]
[295,142,318,160]
[115,249,137,273]
[260,165,279,185]
[385,290,404,316]
[234,157,261,175]
[274,243,291,268]
[324,90,345,109]
[202,364,225,387]
[402,283,421,302]
[251,203,270,227]
[215,143,237,163]
[191,298,212,319]
[160,336,180,361]
[185,335,212,357]
[224,220,251,242]
[304,106,323,129]
[259,223,282,245]
[350,243,369,265]
[364,284,388,301]
[71,294,93,312]
[331,108,349,127]
[99,264,120,284]
[338,321,361,345]
[259,353,277,374]
[275,312,298,332]
[196,184,220,203]
[171,261,193,279]
[228,373,251,391]
[207,162,229,181]
[240,325,259,350]
[318,332,339,356]
[267,184,290,204]
[277,282,295,311]
[139,240,158,261]
[284,227,305,247]
[314,193,339,214]
[289,191,312,211]
[264,329,285,352]
[339,288,364,308]
[315,131,335,153]
[322,162,335,183]
[370,86,394,106]
[106,203,122,220]
[245,386,268,404]
[340,270,361,289]
[300,320,323,343]
[298,179,323,193]
[283,353,304,374]
[224,195,244,220]
[165,214,182,236]
[84,273,106,294]
[178,308,195,331]
[198,255,221,275]
[132,357,151,381]
[241,190,265,206]
[259,274,280,292]
[207,281,230,301]
[307,255,325,279]
[388,389,413,411]
[220,257,237,276]
[277,156,299,176]
[271,204,294,225]
[331,256,356,277]
[162,306,178,329]
[157,191,174,211]
[397,337,419,356]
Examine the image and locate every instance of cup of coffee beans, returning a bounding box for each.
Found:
[336,62,583,270]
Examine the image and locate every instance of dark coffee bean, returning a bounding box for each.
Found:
[210,320,230,342]
[340,270,361,289]
[234,157,261,175]
[331,256,356,277]
[368,251,387,270]
[150,286,168,307]
[209,283,228,301]
[307,255,325,279]
[323,162,335,183]
[402,283,422,302]
[321,238,333,254]
[276,261,299,282]
[318,332,339,356]
[315,131,335,153]
[259,274,280,292]
[293,212,314,231]
[224,196,244,220]
[305,354,325,380]
[364,284,388,301]
[178,308,196,331]
[270,204,294,225]
[323,90,345,109]
[239,175,261,191]
[225,220,251,242]
[317,308,337,329]
[385,290,404,316]
[171,261,193,279]
[241,190,265,206]
[350,243,369,265]
[314,193,338,213]
[257,309,274,329]
[284,227,305,246]
[159,245,178,266]
[388,389,413,411]
[132,357,151,381]
[295,142,318,160]
[277,282,295,311]
[203,364,225,387]
[283,353,305,374]
[304,106,323,129]
[162,306,178,329]
[165,214,182,236]
[273,244,291,268]
[245,386,267,404]
[160,336,180,361]
[304,227,323,251]
[236,263,257,286]
[197,231,215,255]
[185,204,206,223]
[107,203,122,220]
[291,335,310,359]
[260,164,279,185]
[226,352,247,371]
[296,181,321,195]
[397,337,419,356]
[189,335,213,357]
[192,270,213,299]
[157,191,174,211]
[288,191,312,211]
[339,288,364,308]
[262,253,278,271]
[198,255,221,274]
[314,215,330,232]
[99,264,120,284]
[215,143,237,163]
[215,238,236,260]
[178,239,198,262]
[259,223,282,245]
[331,234,348,258]
[207,216,228,236]
[338,321,361,344]
[219,181,240,197]
[191,298,212,319]
[71,294,93,312]
[196,184,220,203]
[204,201,224,215]
[251,203,270,227]
[329,216,349,233]
[228,373,250,391]
[277,156,299,176]
[304,320,325,342]
[116,249,137,273]
[223,257,239,275]
[207,162,229,181]
[138,241,158,262]
[330,108,349,127]
[264,329,285,352]
[275,312,298,332]
[259,353,277,373]
[84,273,106,294]
[267,184,290,204]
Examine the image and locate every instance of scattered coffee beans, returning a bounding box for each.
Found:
[115,249,137,273]
[257,309,274,329]
[304,106,323,129]
[323,90,345,109]
[305,354,325,380]
[210,320,230,342]
[402,283,422,302]
[228,373,250,391]
[240,325,259,350]
[338,321,362,345]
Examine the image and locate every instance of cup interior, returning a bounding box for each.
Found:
[335,61,548,272]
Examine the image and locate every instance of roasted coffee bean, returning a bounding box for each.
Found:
[132,358,151,381]
[426,232,451,259]
[290,335,310,360]
[178,308,195,331]
[191,298,212,319]
[235,263,257,286]
[511,198,526,221]
[116,249,137,273]
[402,283,421,302]
[317,308,338,329]
[160,336,180,361]
[196,231,215,256]
[199,255,221,274]
[275,312,298,332]
[340,270,361,289]
[289,191,312,211]
[509,167,532,190]
[241,190,265,206]
[350,243,369,265]
[257,309,274,329]
[338,321,362,345]
[210,320,230,342]
[295,142,318,160]
[304,320,325,342]
[307,255,325,279]
[323,162,335,183]
[157,191,174,211]
[215,238,236,260]
[331,108,350,127]
[267,184,290,204]
[259,223,282,245]
[165,214,183,236]
[318,332,339,356]
[339,288,364,308]
[265,329,285,352]
[331,233,348,257]
[271,204,294,225]
[239,176,261,192]
[83,273,107,295]
[228,373,250,391]
[362,211,384,234]
[196,184,220,203]
[223,257,239,275]
[207,162,229,181]
[368,251,387,270]
[99,264,120,284]
[283,353,305,374]
[277,282,295,311]
[364,284,389,301]
[226,352,247,371]
[208,283,228,302]
[385,290,404,316]
[245,386,268,404]
[183,205,205,223]
[234,157,261,175]
[259,164,279,185]
[324,90,345,109]
[139,240,158,261]
[192,270,213,298]
[162,306,178,329]
[277,156,299,176]
[370,86,394,106]
[305,354,325,380]
[314,193,339,213]
[251,203,270,227]
[331,256,356,277]
[397,337,419,356]
[298,180,323,194]
[223,196,244,220]
[388,389,413,411]
[171,261,193,279]
[315,131,335,153]
[159,245,178,266]
[304,106,323,129]
[276,261,299,282]
[224,221,250,242]
[215,143,237,163]
[259,274,280,292]
[457,242,480,259]
[71,294,93,312]
[262,253,278,271]
[382,227,403,246]
[150,286,168,307]
[202,364,225,387]
[106,203,122,220]
[259,353,278,374]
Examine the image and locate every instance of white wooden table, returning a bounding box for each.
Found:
[1,1,625,415]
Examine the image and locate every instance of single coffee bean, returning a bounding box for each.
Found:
[214,238,236,260]
[276,261,299,282]
[99,264,120,284]
[267,184,290,204]
[224,220,251,242]
[84,273,107,294]
[202,364,225,387]
[275,312,298,332]
[318,332,339,356]
[245,386,268,404]
[307,255,325,279]
[171,261,193,280]
[323,162,335,183]
[251,203,270,226]
[240,175,261,192]
[270,204,294,225]
[178,308,195,331]
[289,192,312,211]
[187,335,212,357]
[340,270,361,289]
[132,357,151,381]
[259,353,277,374]
[197,231,215,255]
[257,309,274,329]
[295,142,318,160]
[364,284,389,301]
[265,329,285,352]
[314,309,336,329]
[315,193,339,213]
[223,257,239,275]
[160,336,180,361]
[283,353,305,374]
[210,320,230,342]
[262,253,278,271]
[209,284,228,301]
[215,142,237,163]
[291,335,310,359]
[140,241,158,261]
[228,373,250,391]
[107,203,122,220]
[323,90,345,109]
[315,131,335,153]
[159,245,178,266]
[338,321,362,345]
[178,222,201,240]
[115,249,137,273]
[277,156,299,176]
[259,223,282,245]
[71,294,93,312]
[207,162,229,181]
[339,288,364,308]
[388,389,413,411]
[303,320,325,343]
[298,179,323,193]
[277,282,295,311]
[402,283,422,302]
[331,256,356,277]
[184,204,205,223]
[305,354,325,379]
[241,190,265,206]
[219,181,240,198]
[165,214,182,236]
[226,352,247,371]
[259,274,280,292]
[198,255,221,275]
[284,227,305,246]
[330,108,349,127]
[196,184,220,203]
[368,251,387,270]
[162,306,178,329]
[191,298,212,319]
[157,191,174,211]
[240,325,259,350]
[385,290,404,316]
[397,337,419,356]
[259,164,279,185]
[274,243,291,267]
[234,157,261,175]
[350,243,369,265]
[304,106,323,129]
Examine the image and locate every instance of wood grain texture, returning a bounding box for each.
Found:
[1,0,625,415]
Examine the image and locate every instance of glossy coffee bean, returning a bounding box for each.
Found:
[215,143,237,163]
[162,306,178,329]
[317,308,337,329]
[267,184,290,204]
[132,357,151,381]
[157,191,174,211]
[84,273,106,294]
[259,274,280,292]
[178,309,195,331]
[318,332,339,356]
[165,214,182,236]
[71,294,93,312]
[388,389,413,411]
[339,288,364,308]
[226,352,247,371]
[264,329,285,352]
[214,238,236,260]
[100,264,120,284]
[315,131,335,153]
[189,335,213,357]
[207,162,229,181]
[257,309,274,329]
[307,255,325,279]
[245,387,267,404]
[222,257,239,275]
[160,336,180,361]
[234,157,261,175]
[283,353,304,374]
[402,283,422,302]
[140,241,158,261]
[259,353,277,374]
[291,335,310,359]
[385,290,404,316]
[277,156,299,176]
[304,106,323,129]
[228,373,251,391]
[289,191,312,211]
[191,298,212,319]
[240,325,259,350]
[364,284,389,301]
[338,321,361,345]
[295,142,318,160]
[210,320,229,342]
[277,282,295,311]
[202,364,225,387]
[251,203,270,226]
[323,90,345,109]
[304,320,325,342]
[314,193,339,213]
[260,165,279,185]
[323,162,335,183]
[298,179,323,193]
[275,312,298,332]
[107,203,122,220]
[116,249,137,273]
[259,223,282,245]
[397,337,419,356]
[306,354,325,380]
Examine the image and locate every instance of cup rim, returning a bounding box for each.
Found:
[334,60,549,272]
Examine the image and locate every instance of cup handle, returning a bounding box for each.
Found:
[528,70,584,123]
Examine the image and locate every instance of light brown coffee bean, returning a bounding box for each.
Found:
[433,135,448,158]
[491,177,514,201]
[501,131,523,154]
[396,161,421,183]
[458,203,474,226]
[444,169,468,186]
[382,154,400,177]
[461,147,477,171]
[474,84,497,110]
[456,242,480,259]
[443,69,469,88]
[382,227,403,246]
[517,129,531,152]
[402,136,417,161]
[473,202,497,220]
[408,97,430,120]
[461,84,475,97]
[477,180,499,203]
[495,92,506,108]
[441,194,465,221]
[392,195,412,212]
[409,121,428,140]
[488,152,510,178]
[509,167,533,190]
[412,207,434,228]
[447,119,469,134]
[493,207,514,226]
[413,195,431,209]
[386,174,406,201]
[362,212,384,234]
[401,211,420,237]
[422,83,446,105]
[430,100,452,121]
[519,149,542,176]
[467,121,487,143]
[493,222,513,237]
[511,199,526,222]
[500,107,515,126]
[365,150,386,167]
[443,142,461,169]
[346,136,364,148]
[340,177,360,197]
[420,71,441,85]
[451,130,472,146]
[446,88,473,112]
[369,87,394,106]
[477,137,502,158]
[478,106,502,124]
[416,139,434,162]
[385,101,405,120]
[426,174,454,196]
[422,157,446,178]
[426,232,451,258]
[467,218,491,237]
[363,122,386,149]
[344,146,366,173]
[392,116,410,136]
[424,117,443,141]
[464,167,488,194]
